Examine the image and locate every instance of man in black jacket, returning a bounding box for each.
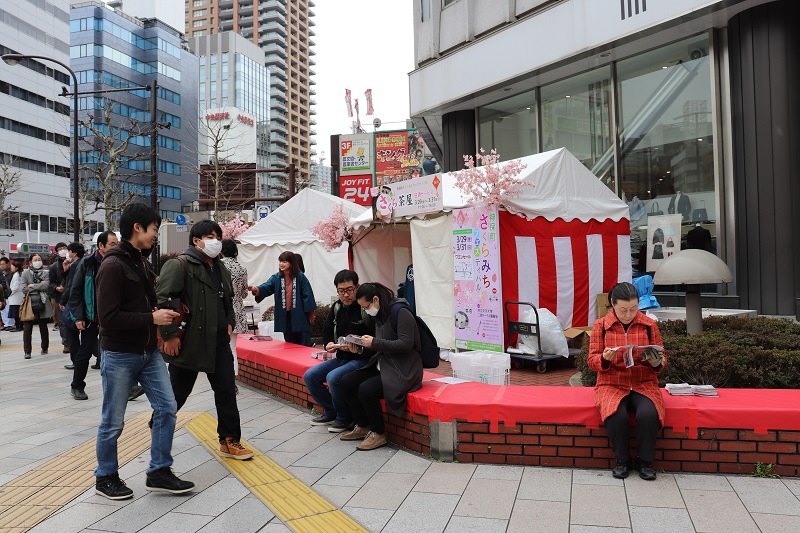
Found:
[303,270,374,433]
[49,242,69,353]
[94,203,193,500]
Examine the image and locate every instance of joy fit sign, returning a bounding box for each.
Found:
[340,175,372,206]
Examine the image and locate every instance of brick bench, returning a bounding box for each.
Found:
[236,339,800,476]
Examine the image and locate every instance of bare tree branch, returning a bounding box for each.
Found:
[0,157,23,237]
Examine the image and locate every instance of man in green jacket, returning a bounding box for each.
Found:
[156,219,253,460]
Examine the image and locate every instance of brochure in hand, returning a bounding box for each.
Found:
[608,345,664,368]
[341,334,368,347]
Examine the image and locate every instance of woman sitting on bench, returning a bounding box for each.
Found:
[588,282,667,481]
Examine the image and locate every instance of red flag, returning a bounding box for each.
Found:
[365,89,374,115]
[345,89,353,117]
[354,98,359,114]
[354,99,361,130]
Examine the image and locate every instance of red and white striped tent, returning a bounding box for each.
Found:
[350,148,631,349]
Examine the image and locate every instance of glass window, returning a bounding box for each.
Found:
[478,89,537,161]
[541,66,613,188]
[421,0,431,21]
[617,34,716,274]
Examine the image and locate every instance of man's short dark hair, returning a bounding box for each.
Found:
[0,257,8,264]
[55,242,68,250]
[333,269,359,287]
[189,219,223,245]
[119,203,161,240]
[67,242,85,258]
[221,238,238,258]
[97,230,116,247]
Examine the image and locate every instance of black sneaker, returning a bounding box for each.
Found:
[310,414,336,426]
[612,459,633,479]
[95,473,134,500]
[328,420,355,433]
[41,349,48,355]
[635,459,657,481]
[91,363,100,369]
[24,353,31,359]
[71,388,88,401]
[145,467,195,494]
[64,364,74,370]
[128,384,145,401]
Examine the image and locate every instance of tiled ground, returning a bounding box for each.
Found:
[2,328,799,532]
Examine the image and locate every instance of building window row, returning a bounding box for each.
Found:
[78,96,182,129]
[24,0,70,23]
[70,17,181,58]
[76,70,181,105]
[70,44,181,82]
[77,124,181,152]
[0,8,70,54]
[82,177,181,200]
[0,115,69,147]
[0,80,70,116]
[0,151,69,178]
[0,45,71,84]
[79,151,181,176]
[0,212,102,235]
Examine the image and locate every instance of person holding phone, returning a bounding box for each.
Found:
[587,282,667,481]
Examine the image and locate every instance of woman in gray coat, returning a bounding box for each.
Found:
[20,254,52,359]
[339,282,422,451]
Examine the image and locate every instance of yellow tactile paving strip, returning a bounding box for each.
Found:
[0,410,200,532]
[186,412,367,533]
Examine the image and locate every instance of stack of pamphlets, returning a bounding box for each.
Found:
[665,383,719,397]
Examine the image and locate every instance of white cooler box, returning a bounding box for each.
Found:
[449,350,511,386]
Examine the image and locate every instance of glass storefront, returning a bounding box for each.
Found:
[477,34,716,285]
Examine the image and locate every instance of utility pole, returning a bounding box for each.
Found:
[149,79,160,273]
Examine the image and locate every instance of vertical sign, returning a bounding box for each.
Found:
[646,214,681,272]
[453,205,504,352]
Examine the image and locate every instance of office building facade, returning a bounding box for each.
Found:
[411,0,799,317]
[70,0,199,222]
[186,0,317,189]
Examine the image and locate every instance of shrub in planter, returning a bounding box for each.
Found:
[577,316,800,388]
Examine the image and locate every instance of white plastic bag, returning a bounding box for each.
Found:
[517,307,569,357]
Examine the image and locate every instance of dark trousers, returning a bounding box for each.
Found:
[167,333,241,441]
[340,365,385,434]
[283,310,312,346]
[605,390,660,464]
[68,322,98,390]
[23,318,49,354]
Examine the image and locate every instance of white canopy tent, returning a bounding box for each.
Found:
[238,188,368,308]
[349,148,631,349]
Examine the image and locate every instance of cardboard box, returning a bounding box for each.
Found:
[564,326,594,350]
[597,293,610,319]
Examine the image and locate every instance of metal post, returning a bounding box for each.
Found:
[149,79,160,273]
[72,71,80,242]
[287,163,296,198]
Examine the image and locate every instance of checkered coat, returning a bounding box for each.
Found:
[587,310,667,426]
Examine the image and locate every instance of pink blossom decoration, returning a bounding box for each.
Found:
[220,213,249,240]
[452,148,528,206]
[310,204,353,251]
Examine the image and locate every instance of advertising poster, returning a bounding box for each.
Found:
[374,129,426,186]
[339,174,372,206]
[452,205,504,352]
[372,173,443,221]
[340,134,372,175]
[646,214,682,272]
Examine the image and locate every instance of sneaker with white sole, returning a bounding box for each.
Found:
[95,473,133,500]
[310,414,335,426]
[328,420,355,433]
[219,437,254,460]
[145,467,195,494]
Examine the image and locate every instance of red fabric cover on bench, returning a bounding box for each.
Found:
[237,338,800,437]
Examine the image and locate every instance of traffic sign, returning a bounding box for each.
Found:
[17,243,50,255]
[257,206,271,220]
[175,214,187,226]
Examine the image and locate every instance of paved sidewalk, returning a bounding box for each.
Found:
[1,329,799,532]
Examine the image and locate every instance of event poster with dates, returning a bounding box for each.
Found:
[452,205,504,352]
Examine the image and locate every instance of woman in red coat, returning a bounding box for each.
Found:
[588,282,667,480]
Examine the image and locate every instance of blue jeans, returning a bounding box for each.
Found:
[303,358,366,423]
[95,348,177,477]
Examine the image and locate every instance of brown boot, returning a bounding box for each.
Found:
[219,437,254,460]
[356,431,387,451]
[339,425,370,441]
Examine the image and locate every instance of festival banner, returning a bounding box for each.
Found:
[372,173,442,221]
[374,129,426,186]
[339,174,372,206]
[340,134,372,174]
[452,205,504,352]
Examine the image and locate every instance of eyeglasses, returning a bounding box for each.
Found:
[336,287,356,295]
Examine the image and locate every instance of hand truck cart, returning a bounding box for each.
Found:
[504,301,575,373]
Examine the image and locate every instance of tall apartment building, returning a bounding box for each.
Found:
[0,0,100,251]
[71,0,199,222]
[185,0,316,189]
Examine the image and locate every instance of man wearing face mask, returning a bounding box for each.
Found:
[49,242,70,354]
[154,220,253,460]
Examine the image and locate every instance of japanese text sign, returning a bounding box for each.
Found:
[371,173,443,221]
[374,129,426,186]
[340,134,372,175]
[339,174,372,206]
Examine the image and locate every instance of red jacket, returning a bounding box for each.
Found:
[587,310,667,425]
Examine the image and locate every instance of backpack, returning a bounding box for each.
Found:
[332,300,372,340]
[389,301,440,368]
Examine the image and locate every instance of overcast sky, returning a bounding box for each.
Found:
[311,1,414,163]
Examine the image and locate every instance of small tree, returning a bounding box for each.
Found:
[0,157,22,237]
[219,213,249,240]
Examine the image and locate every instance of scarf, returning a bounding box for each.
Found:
[280,275,297,312]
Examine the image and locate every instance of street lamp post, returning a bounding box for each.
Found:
[2,53,80,242]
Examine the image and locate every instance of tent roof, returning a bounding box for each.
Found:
[239,188,368,246]
[352,148,629,228]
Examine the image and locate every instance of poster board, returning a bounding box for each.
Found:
[340,133,373,176]
[646,214,682,272]
[452,205,504,352]
[374,129,426,186]
[372,173,443,221]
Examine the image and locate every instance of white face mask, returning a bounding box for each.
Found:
[364,302,379,317]
[200,238,222,258]
[31,261,43,269]
[58,249,68,258]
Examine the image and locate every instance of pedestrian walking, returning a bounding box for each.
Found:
[48,242,70,352]
[156,220,253,460]
[7,259,24,331]
[20,254,52,359]
[249,251,316,346]
[94,203,194,500]
[220,238,249,381]
[0,257,14,330]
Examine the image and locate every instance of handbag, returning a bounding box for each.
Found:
[61,305,78,331]
[649,201,663,216]
[20,293,35,322]
[692,200,708,223]
[666,237,675,248]
[29,290,44,314]
[155,256,191,353]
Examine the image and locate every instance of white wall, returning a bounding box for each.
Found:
[120,0,185,33]
[202,107,257,164]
